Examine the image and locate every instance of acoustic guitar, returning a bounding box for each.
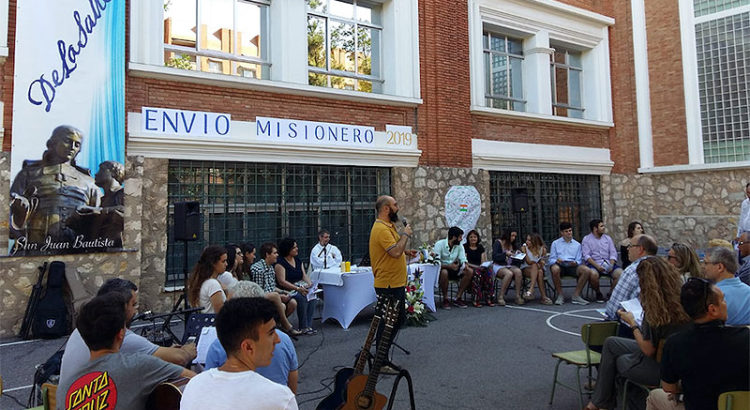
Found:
[316,296,391,410]
[340,302,398,410]
[146,377,189,410]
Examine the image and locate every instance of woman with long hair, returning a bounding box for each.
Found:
[520,233,552,304]
[239,242,256,280]
[187,245,228,314]
[585,257,691,410]
[667,242,703,282]
[464,230,495,307]
[492,228,524,305]
[619,221,645,269]
[275,237,318,335]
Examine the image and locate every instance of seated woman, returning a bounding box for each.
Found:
[520,233,552,305]
[463,230,494,307]
[667,242,703,283]
[239,242,256,281]
[250,242,302,337]
[275,237,319,335]
[585,257,691,410]
[492,229,524,305]
[217,244,243,291]
[619,221,645,270]
[187,245,228,314]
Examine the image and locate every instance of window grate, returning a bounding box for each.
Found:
[489,171,601,247]
[166,160,390,286]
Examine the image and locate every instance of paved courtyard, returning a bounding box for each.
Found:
[1,284,611,410]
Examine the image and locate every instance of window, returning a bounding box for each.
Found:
[483,31,525,111]
[165,160,390,285]
[489,171,601,245]
[551,46,584,119]
[163,0,270,79]
[693,3,750,163]
[307,0,383,93]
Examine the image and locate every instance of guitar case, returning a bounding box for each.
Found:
[31,261,70,339]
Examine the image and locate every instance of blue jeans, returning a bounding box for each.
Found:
[292,291,317,329]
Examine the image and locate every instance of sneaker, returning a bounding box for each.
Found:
[554,295,564,305]
[453,299,468,309]
[541,297,553,305]
[595,292,606,303]
[442,300,452,310]
[571,295,590,305]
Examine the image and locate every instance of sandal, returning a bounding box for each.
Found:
[304,328,318,335]
[541,297,553,305]
[472,301,482,308]
[282,327,303,340]
[494,298,504,307]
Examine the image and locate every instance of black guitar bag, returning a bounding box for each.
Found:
[32,261,70,339]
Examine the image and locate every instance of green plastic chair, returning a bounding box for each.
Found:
[549,321,619,408]
[718,391,750,410]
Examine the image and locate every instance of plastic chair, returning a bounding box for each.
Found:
[549,321,619,408]
[718,391,750,410]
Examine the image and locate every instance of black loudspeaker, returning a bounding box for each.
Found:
[511,188,529,213]
[174,201,200,241]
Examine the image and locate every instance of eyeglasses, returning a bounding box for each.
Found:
[687,277,712,312]
[626,244,641,249]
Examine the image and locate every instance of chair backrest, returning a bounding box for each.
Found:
[718,391,750,410]
[42,383,57,410]
[182,313,216,345]
[581,321,619,349]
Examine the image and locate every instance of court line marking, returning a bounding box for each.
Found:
[3,384,33,392]
[505,305,605,337]
[0,339,39,348]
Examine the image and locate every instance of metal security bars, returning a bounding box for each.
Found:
[166,160,390,286]
[489,171,601,246]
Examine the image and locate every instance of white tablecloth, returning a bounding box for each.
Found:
[311,267,377,329]
[408,263,440,312]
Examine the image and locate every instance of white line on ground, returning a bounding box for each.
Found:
[507,305,601,321]
[3,384,33,392]
[0,339,40,348]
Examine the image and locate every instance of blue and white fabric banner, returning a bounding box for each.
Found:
[10,0,125,256]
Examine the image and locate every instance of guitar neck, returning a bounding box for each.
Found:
[362,300,398,397]
[354,315,381,374]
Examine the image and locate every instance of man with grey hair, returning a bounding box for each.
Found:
[736,231,750,286]
[204,281,299,393]
[704,246,750,325]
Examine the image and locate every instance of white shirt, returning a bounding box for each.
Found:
[181,368,298,410]
[310,243,343,270]
[199,278,225,314]
[739,197,750,237]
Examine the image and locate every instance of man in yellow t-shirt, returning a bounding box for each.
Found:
[369,195,416,350]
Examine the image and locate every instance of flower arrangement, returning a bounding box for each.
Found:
[405,268,436,327]
[418,243,440,265]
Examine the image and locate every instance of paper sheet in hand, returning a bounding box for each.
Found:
[193,326,218,364]
[511,253,526,261]
[308,280,323,301]
[619,297,644,326]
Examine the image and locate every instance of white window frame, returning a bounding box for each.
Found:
[129,0,421,105]
[0,0,7,61]
[483,31,526,111]
[468,0,614,127]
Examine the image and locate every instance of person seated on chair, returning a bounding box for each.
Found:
[275,237,318,335]
[492,228,524,305]
[60,278,197,379]
[57,292,195,409]
[619,221,645,270]
[582,218,624,302]
[309,229,343,271]
[604,234,658,321]
[217,243,243,291]
[204,281,299,393]
[463,229,495,307]
[703,246,750,326]
[736,231,750,285]
[549,222,590,306]
[435,226,473,309]
[519,233,552,305]
[584,257,690,410]
[240,243,256,281]
[666,242,703,283]
[180,297,298,410]
[646,278,749,410]
[187,245,229,314]
[251,242,303,337]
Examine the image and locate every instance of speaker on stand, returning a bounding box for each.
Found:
[172,201,200,313]
[511,188,528,238]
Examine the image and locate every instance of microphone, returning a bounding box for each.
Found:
[401,217,408,227]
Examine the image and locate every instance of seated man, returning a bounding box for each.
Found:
[703,246,750,325]
[435,226,473,309]
[57,292,194,408]
[653,278,749,410]
[548,222,590,305]
[204,281,299,393]
[309,229,343,271]
[582,219,624,302]
[736,231,750,285]
[604,234,658,321]
[60,278,196,379]
[180,298,298,410]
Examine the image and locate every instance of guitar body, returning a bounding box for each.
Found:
[146,378,188,410]
[315,367,354,410]
[340,375,387,410]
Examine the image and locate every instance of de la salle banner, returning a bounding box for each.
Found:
[9,0,125,256]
